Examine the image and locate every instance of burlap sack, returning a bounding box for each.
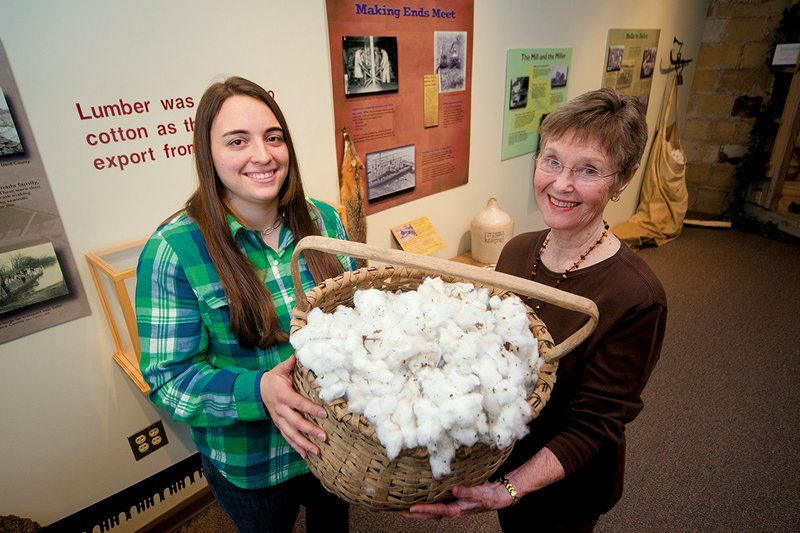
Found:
[614,76,688,249]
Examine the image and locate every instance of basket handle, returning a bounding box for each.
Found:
[291,236,598,362]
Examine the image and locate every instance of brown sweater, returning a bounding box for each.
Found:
[495,230,667,518]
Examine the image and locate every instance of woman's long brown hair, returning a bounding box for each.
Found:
[187,76,345,350]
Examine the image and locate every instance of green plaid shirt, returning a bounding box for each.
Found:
[136,199,355,489]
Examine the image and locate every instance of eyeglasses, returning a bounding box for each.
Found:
[535,155,618,181]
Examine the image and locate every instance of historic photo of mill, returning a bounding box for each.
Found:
[0,242,68,315]
[365,144,416,201]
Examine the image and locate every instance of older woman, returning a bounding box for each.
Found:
[136,77,354,532]
[410,88,667,531]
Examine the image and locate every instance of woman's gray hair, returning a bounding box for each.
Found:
[539,88,648,187]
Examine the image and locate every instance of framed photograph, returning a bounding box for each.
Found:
[434,31,467,92]
[606,45,624,72]
[0,87,24,156]
[509,76,529,110]
[342,35,398,96]
[0,242,69,316]
[616,67,634,88]
[550,65,568,88]
[365,144,416,201]
[536,113,549,154]
[640,47,657,78]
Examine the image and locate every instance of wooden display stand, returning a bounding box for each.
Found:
[85,237,149,394]
[450,252,493,269]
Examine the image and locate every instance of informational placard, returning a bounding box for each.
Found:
[0,40,90,343]
[391,216,445,255]
[602,29,660,111]
[772,43,800,66]
[501,48,572,161]
[326,0,474,215]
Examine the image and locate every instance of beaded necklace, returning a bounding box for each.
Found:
[530,220,609,310]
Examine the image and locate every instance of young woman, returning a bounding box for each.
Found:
[410,89,667,532]
[136,76,354,532]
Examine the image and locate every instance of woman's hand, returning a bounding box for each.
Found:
[260,355,328,458]
[406,481,514,520]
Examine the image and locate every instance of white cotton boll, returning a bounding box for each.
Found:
[473,411,489,435]
[483,392,503,419]
[375,419,405,460]
[297,341,345,375]
[428,438,457,478]
[438,319,466,347]
[453,301,489,331]
[369,376,404,402]
[490,401,531,449]
[442,393,483,430]
[317,378,348,401]
[392,397,419,450]
[423,303,456,330]
[492,382,521,406]
[345,380,373,412]
[446,331,480,366]
[428,453,451,478]
[442,367,480,394]
[450,425,480,448]
[490,421,517,449]
[473,356,503,391]
[352,289,389,320]
[343,330,369,359]
[413,398,444,447]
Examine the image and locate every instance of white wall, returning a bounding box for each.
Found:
[0,0,707,526]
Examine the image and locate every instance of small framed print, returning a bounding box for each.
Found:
[343,35,398,96]
[365,144,416,202]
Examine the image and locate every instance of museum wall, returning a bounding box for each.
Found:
[0,0,708,527]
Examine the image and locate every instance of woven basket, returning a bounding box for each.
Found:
[289,236,598,510]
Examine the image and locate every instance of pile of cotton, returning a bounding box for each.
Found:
[290,276,542,478]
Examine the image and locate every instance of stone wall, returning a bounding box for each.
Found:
[683,0,793,214]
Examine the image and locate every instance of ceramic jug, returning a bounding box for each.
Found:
[470,197,514,264]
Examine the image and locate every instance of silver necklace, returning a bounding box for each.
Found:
[261,216,282,237]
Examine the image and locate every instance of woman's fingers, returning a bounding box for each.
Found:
[261,355,328,457]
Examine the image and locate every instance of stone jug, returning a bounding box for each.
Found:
[470,197,514,265]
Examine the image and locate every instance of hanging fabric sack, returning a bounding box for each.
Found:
[614,75,689,249]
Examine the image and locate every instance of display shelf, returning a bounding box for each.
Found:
[85,237,149,394]
[450,252,493,269]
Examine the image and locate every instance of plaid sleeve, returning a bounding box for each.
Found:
[310,199,358,272]
[136,231,266,427]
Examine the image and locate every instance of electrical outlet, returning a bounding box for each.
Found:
[127,420,168,460]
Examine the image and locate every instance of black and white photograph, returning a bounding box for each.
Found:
[0,87,24,156]
[536,113,549,154]
[606,44,624,72]
[509,76,529,110]
[550,64,568,88]
[365,144,416,201]
[0,242,69,315]
[434,31,467,92]
[640,46,657,78]
[342,36,398,96]
[617,66,634,88]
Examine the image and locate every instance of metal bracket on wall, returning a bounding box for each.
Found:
[661,36,694,85]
